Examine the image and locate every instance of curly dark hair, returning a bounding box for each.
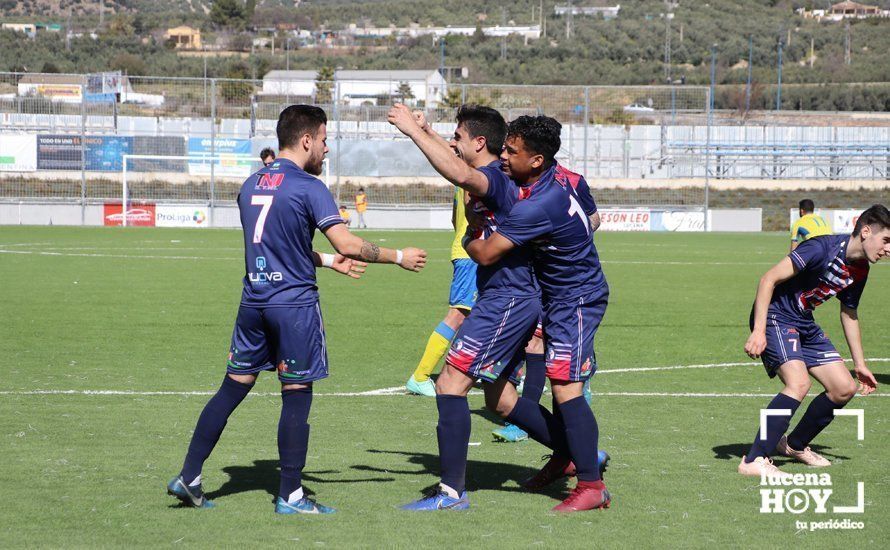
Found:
[505,115,561,165]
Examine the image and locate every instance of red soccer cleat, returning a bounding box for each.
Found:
[521,454,577,491]
[552,480,611,512]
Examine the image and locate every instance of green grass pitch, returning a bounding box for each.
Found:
[1,227,887,547]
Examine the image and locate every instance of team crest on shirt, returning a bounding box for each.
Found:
[256,173,284,191]
[580,358,592,375]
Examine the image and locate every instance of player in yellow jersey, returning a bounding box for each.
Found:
[405,187,478,396]
[354,188,368,228]
[790,199,831,251]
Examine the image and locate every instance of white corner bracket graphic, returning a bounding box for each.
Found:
[833,408,865,440]
[759,408,793,440]
[833,482,865,514]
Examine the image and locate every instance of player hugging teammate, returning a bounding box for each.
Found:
[389,104,611,513]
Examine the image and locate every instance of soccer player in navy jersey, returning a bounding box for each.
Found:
[461,115,611,512]
[389,105,608,512]
[167,105,427,514]
[739,205,888,478]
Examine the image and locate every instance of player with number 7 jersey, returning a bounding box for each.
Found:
[168,105,426,517]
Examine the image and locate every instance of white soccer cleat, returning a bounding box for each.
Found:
[776,435,831,467]
[738,456,792,479]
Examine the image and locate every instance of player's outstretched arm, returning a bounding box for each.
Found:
[839,305,877,395]
[312,251,367,279]
[463,232,515,266]
[387,103,490,196]
[322,224,426,272]
[744,256,798,359]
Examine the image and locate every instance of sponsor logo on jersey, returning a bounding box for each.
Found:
[250,255,283,284]
[256,173,285,191]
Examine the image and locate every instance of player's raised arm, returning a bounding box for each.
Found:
[321,223,426,272]
[744,256,798,358]
[387,103,490,196]
[839,305,877,395]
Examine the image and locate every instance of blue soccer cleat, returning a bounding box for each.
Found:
[275,496,336,515]
[583,378,592,405]
[492,422,528,442]
[598,450,610,478]
[167,475,215,509]
[400,487,470,511]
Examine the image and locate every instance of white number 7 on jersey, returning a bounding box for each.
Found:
[568,194,590,235]
[251,195,274,243]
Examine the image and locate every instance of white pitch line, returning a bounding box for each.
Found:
[0,388,886,399]
[1,248,782,267]
[0,249,235,261]
[1,359,889,398]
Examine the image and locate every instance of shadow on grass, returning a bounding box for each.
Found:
[202,460,396,502]
[712,443,849,462]
[356,449,569,501]
[872,372,890,385]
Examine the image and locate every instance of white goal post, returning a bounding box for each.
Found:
[120,155,331,227]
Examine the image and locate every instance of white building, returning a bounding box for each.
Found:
[260,69,448,107]
[344,23,541,41]
[554,5,621,19]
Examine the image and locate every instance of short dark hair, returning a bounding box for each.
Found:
[852,204,890,236]
[506,115,561,165]
[456,104,507,155]
[259,147,276,161]
[799,199,815,213]
[277,105,327,150]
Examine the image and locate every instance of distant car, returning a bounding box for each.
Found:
[623,103,655,114]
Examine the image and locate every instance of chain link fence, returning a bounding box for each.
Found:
[2,71,888,213]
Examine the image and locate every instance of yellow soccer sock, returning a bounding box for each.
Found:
[412,322,456,382]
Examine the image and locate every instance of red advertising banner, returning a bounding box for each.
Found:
[103,203,156,227]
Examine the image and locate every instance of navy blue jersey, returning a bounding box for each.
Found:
[496,163,607,303]
[237,158,343,307]
[770,234,869,321]
[470,161,539,298]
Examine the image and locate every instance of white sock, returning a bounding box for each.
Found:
[287,486,304,503]
[439,482,460,499]
[188,475,201,487]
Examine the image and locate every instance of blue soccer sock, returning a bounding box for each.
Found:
[506,396,570,456]
[436,394,471,494]
[786,392,845,451]
[279,387,313,502]
[521,353,546,404]
[745,393,801,463]
[558,396,601,481]
[181,376,254,484]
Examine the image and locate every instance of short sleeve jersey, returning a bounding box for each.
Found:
[238,158,343,307]
[470,161,539,298]
[791,213,832,243]
[770,234,869,321]
[496,163,607,303]
[450,187,471,261]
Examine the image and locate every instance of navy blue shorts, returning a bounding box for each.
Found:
[757,314,842,378]
[227,303,329,384]
[449,259,478,310]
[543,292,608,382]
[445,294,541,384]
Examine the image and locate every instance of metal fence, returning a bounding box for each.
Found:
[2,72,888,211]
